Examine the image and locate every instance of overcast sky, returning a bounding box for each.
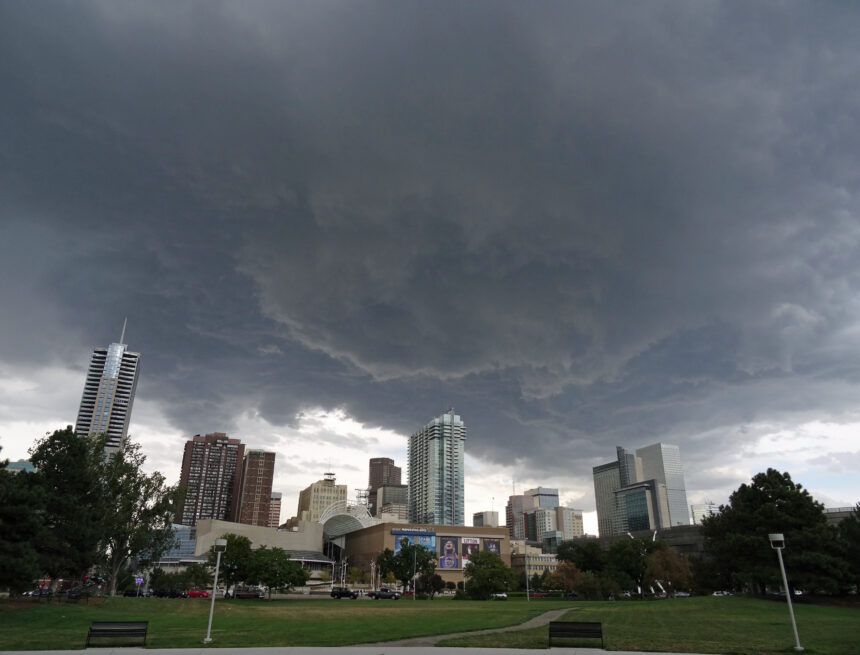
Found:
[2,1,859,532]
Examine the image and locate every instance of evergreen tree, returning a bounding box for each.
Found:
[700,468,847,594]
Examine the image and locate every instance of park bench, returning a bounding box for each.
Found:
[86,621,149,648]
[548,620,603,648]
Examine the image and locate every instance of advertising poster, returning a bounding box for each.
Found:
[461,537,480,564]
[392,530,437,554]
[483,538,501,555]
[438,536,460,568]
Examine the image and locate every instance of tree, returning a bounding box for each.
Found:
[98,440,182,596]
[417,572,444,598]
[838,504,860,592]
[549,561,582,593]
[247,546,308,598]
[183,562,212,589]
[0,452,44,592]
[644,547,691,593]
[606,537,662,595]
[208,534,253,595]
[28,428,107,586]
[700,469,847,595]
[463,551,517,600]
[376,539,436,592]
[557,539,606,573]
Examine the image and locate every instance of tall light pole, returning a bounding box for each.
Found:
[525,552,530,602]
[204,538,227,644]
[769,534,803,652]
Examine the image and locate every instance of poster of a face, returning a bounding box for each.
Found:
[439,537,460,569]
[483,539,501,554]
[461,537,480,563]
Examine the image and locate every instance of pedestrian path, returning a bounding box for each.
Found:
[363,607,570,647]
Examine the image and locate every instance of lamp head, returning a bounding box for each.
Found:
[213,538,227,553]
[768,533,785,550]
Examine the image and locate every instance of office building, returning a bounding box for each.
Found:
[376,483,408,520]
[636,443,690,527]
[473,510,499,527]
[506,494,532,540]
[237,450,276,527]
[691,502,718,525]
[407,409,466,525]
[296,473,348,523]
[368,457,401,516]
[593,442,689,536]
[74,323,141,453]
[524,487,560,509]
[268,492,282,528]
[177,432,245,526]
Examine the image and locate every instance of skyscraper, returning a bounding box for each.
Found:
[592,442,688,536]
[296,473,348,523]
[368,457,401,516]
[268,492,283,528]
[237,449,276,527]
[74,322,141,453]
[177,432,245,526]
[636,443,690,527]
[407,409,466,526]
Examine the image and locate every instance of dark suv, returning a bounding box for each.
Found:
[330,586,359,599]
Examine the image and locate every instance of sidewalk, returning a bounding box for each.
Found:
[2,650,711,655]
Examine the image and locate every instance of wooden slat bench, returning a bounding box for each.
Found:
[548,620,603,648]
[86,621,149,648]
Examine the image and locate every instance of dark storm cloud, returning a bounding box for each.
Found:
[2,1,860,490]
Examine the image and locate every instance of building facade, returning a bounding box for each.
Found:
[237,450,276,527]
[368,457,402,516]
[296,473,348,523]
[268,492,282,528]
[74,327,141,453]
[176,432,245,526]
[473,510,499,527]
[636,443,690,527]
[407,410,466,526]
[593,443,689,536]
[506,494,532,540]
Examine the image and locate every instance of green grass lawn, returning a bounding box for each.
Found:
[439,596,860,654]
[0,595,562,650]
[1,595,858,653]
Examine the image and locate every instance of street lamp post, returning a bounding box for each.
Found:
[768,533,803,652]
[204,538,227,644]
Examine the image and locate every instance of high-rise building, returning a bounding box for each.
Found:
[368,457,401,516]
[268,492,282,528]
[691,502,718,525]
[74,323,141,453]
[296,473,348,523]
[525,487,560,509]
[237,450,276,527]
[592,442,689,536]
[636,443,690,527]
[506,494,533,540]
[177,432,245,526]
[407,409,466,525]
[473,510,499,527]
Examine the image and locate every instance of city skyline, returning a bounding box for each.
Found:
[1,3,859,531]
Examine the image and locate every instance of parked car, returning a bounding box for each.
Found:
[491,592,508,600]
[153,588,187,598]
[674,591,691,597]
[712,590,731,596]
[122,589,144,597]
[330,586,359,599]
[233,586,265,599]
[368,588,400,599]
[186,589,210,598]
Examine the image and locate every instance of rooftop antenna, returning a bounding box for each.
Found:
[119,317,128,345]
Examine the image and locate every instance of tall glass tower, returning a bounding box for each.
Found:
[74,321,141,453]
[407,409,466,526]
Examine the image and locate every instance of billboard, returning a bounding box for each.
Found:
[438,536,460,568]
[462,537,480,564]
[392,531,437,554]
[483,538,501,555]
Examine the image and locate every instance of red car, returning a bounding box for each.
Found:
[186,589,209,598]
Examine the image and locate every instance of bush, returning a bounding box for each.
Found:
[453,589,468,600]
